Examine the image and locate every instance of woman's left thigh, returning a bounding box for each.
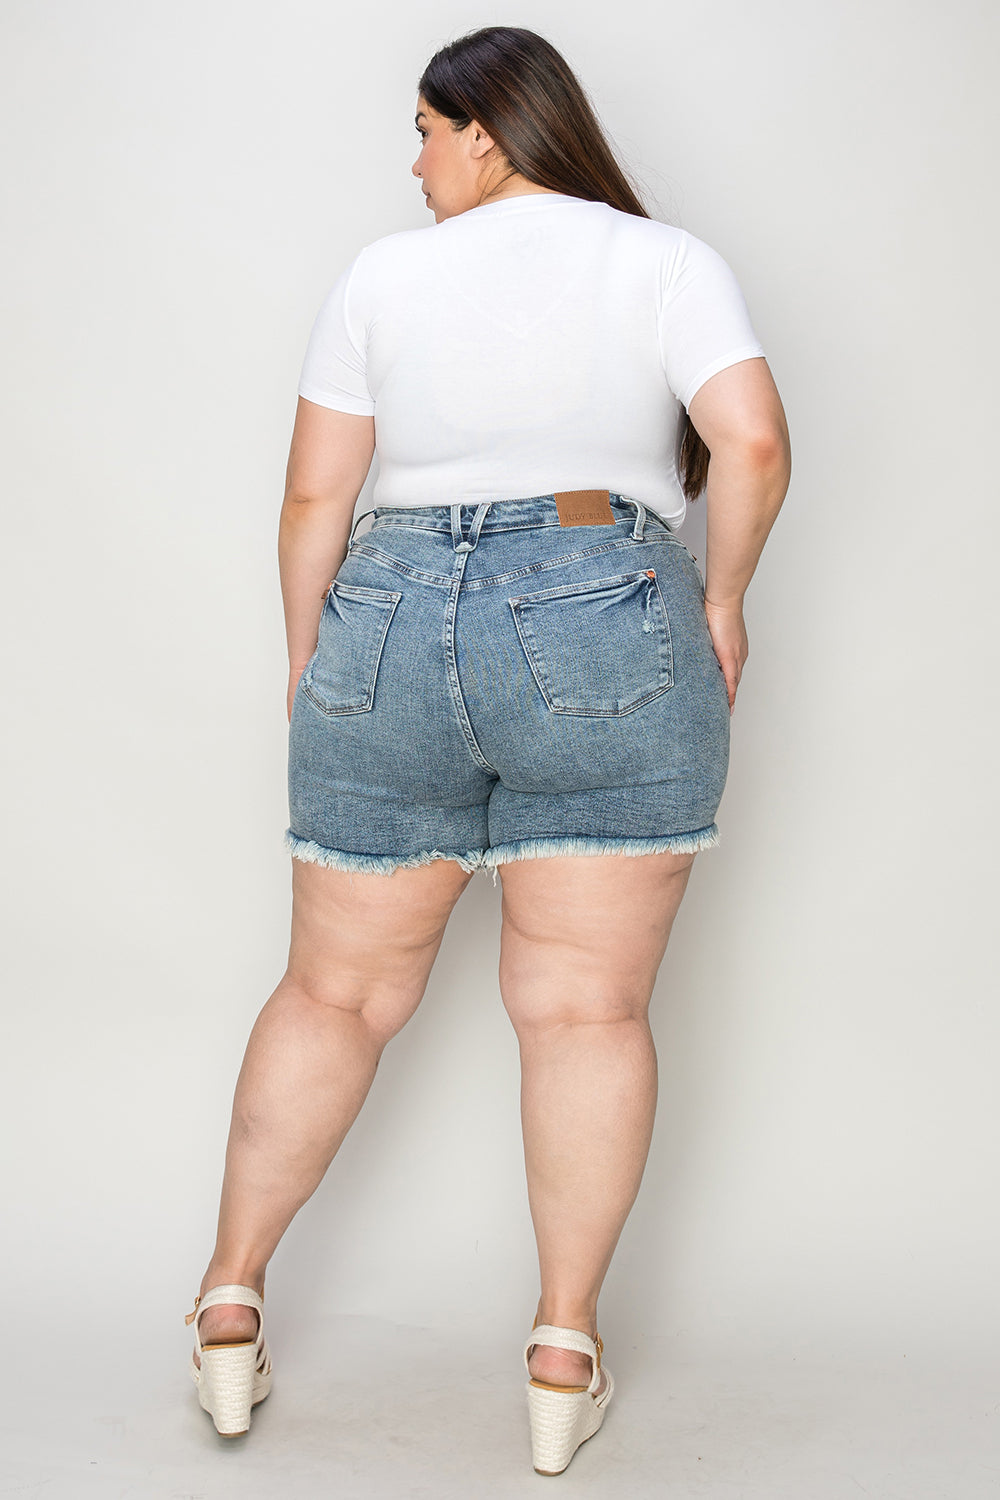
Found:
[497,850,696,1031]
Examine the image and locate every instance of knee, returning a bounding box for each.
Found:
[502,980,650,1038]
[282,966,424,1047]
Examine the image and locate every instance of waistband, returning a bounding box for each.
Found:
[349,493,671,550]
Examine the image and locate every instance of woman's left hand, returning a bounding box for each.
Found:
[703,598,748,714]
[287,665,308,723]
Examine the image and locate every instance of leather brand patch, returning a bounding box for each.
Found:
[554,489,615,527]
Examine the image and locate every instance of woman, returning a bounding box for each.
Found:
[184,25,791,1476]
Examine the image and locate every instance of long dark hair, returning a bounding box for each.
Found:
[418,25,711,502]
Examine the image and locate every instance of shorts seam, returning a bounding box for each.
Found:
[464,537,655,590]
[348,544,454,587]
[443,562,500,775]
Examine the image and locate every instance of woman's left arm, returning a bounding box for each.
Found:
[279,396,376,720]
[687,358,792,711]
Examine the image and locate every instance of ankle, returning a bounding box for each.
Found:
[200,1263,267,1300]
[534,1302,598,1340]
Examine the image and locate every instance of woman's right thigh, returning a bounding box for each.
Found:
[286,856,474,1043]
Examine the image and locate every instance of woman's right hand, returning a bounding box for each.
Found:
[703,598,748,715]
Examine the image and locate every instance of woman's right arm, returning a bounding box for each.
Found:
[687,357,792,712]
[279,395,376,721]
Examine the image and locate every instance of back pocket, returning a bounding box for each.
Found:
[302,580,402,715]
[509,570,673,716]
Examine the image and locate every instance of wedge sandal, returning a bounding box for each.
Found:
[524,1323,614,1475]
[185,1283,273,1436]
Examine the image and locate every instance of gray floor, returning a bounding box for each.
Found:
[2,1314,997,1498]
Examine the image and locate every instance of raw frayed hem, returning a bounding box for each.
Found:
[284,829,484,877]
[481,826,720,883]
[284,825,720,883]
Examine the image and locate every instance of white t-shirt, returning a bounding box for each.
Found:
[297,193,766,529]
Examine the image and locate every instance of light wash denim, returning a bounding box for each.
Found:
[286,493,730,878]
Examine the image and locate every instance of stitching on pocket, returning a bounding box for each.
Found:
[302,580,403,716]
[508,571,674,717]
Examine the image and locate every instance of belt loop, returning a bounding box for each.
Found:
[452,500,492,552]
[631,500,647,541]
[466,501,492,550]
[348,506,376,546]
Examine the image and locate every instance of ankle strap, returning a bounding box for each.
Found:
[184,1284,264,1336]
[524,1323,604,1395]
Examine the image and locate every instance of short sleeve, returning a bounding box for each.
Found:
[297,251,375,415]
[658,231,766,410]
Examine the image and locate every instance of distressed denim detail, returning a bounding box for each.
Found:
[287,494,730,874]
[285,826,719,882]
[301,581,402,716]
[284,830,483,876]
[482,826,719,867]
[509,570,673,715]
[480,827,720,884]
[485,828,719,864]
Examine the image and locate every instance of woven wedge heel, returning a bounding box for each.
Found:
[524,1323,614,1475]
[185,1284,273,1436]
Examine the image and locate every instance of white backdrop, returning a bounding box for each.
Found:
[3,1,998,1494]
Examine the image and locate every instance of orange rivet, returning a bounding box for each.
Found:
[646,569,656,578]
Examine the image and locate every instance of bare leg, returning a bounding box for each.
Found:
[497,850,696,1390]
[194,855,473,1355]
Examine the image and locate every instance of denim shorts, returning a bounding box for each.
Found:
[286,493,730,878]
